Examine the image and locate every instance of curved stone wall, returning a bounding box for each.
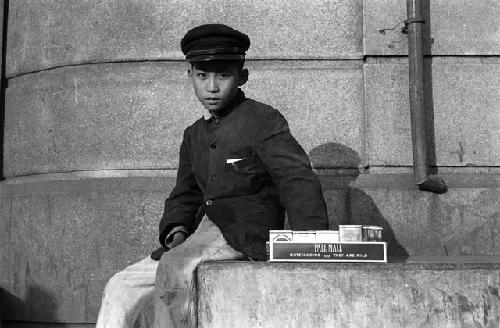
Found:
[1,0,366,323]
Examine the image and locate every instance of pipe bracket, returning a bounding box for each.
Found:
[402,19,426,34]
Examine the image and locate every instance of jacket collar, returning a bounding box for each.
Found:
[204,89,246,121]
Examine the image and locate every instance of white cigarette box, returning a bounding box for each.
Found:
[316,230,339,243]
[339,225,363,242]
[269,230,293,242]
[292,231,316,242]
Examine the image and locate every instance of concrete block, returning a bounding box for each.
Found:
[3,62,206,177]
[245,61,365,168]
[0,175,174,322]
[350,174,500,257]
[6,0,362,77]
[317,173,500,257]
[363,0,500,56]
[198,261,500,328]
[364,57,500,167]
[4,61,364,177]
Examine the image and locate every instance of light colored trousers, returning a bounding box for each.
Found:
[96,216,244,328]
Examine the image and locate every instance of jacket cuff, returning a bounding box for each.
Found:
[164,225,189,248]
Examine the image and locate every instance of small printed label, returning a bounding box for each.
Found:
[270,242,387,262]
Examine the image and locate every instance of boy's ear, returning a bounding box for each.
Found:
[238,68,249,86]
[187,67,193,77]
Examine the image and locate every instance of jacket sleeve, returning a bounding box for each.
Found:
[159,127,203,247]
[256,110,328,230]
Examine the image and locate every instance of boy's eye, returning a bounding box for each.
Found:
[218,73,231,79]
[197,72,206,79]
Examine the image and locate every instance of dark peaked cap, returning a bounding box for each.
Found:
[181,24,250,62]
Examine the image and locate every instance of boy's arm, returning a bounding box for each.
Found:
[256,111,329,230]
[159,128,203,248]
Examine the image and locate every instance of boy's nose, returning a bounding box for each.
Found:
[206,76,219,92]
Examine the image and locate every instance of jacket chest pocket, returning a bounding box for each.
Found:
[224,146,260,175]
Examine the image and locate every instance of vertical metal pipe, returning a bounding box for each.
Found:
[406,0,447,194]
[406,0,428,184]
[0,0,7,181]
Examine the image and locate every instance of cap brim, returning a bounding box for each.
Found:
[186,53,245,63]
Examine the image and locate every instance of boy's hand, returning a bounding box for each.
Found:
[150,246,169,261]
[151,231,187,261]
[170,231,187,248]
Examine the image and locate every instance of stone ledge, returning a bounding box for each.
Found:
[198,261,500,328]
[0,176,167,322]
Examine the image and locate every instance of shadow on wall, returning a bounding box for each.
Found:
[309,142,409,259]
[1,285,58,323]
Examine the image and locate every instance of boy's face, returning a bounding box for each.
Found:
[188,60,247,112]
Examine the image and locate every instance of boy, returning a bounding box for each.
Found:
[154,24,328,328]
[96,23,329,328]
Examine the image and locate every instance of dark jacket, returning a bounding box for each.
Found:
[159,90,328,260]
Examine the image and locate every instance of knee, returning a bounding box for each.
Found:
[155,247,196,300]
[156,244,193,276]
[101,261,157,304]
[102,272,128,301]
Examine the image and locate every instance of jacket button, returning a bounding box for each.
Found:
[214,118,220,125]
[210,143,216,149]
[210,175,216,181]
[206,200,213,206]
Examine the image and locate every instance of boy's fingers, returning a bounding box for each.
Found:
[150,246,170,261]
